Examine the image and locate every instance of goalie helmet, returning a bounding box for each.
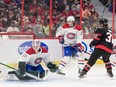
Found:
[32,39,41,50]
[67,16,75,22]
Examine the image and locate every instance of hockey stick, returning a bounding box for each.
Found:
[0,62,43,80]
[101,0,110,18]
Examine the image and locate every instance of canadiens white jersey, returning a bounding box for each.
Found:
[56,23,83,46]
[19,47,50,66]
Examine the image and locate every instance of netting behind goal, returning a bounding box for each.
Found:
[0,33,35,78]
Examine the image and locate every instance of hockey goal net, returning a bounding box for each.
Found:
[0,32,35,78]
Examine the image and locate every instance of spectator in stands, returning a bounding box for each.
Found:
[0,18,4,32]
[83,0,94,11]
[62,5,73,18]
[7,10,17,26]
[71,0,80,11]
[33,20,46,38]
[24,27,33,33]
[90,8,99,30]
[6,20,20,32]
[71,5,80,23]
[82,6,91,30]
[43,20,49,37]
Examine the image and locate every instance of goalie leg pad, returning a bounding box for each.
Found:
[26,64,46,78]
[8,70,39,80]
[18,62,26,76]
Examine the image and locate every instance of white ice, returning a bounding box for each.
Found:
[0,60,116,87]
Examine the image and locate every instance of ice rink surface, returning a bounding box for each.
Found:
[0,60,116,87]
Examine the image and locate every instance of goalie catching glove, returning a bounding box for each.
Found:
[47,62,58,72]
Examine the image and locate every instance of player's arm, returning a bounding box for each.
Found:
[90,29,103,47]
[42,53,58,72]
[56,26,65,44]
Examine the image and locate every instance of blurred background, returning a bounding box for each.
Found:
[0,0,115,39]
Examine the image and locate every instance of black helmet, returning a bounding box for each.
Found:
[99,18,108,24]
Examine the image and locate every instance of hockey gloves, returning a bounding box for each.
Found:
[47,62,58,72]
[89,42,94,48]
[58,35,64,44]
[76,43,84,52]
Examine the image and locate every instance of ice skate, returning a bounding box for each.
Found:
[78,68,82,74]
[78,71,86,79]
[107,70,113,78]
[56,69,65,75]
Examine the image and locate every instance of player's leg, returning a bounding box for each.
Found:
[77,52,85,74]
[72,46,85,74]
[102,52,113,77]
[7,63,39,80]
[79,49,102,78]
[56,46,71,75]
[36,64,47,78]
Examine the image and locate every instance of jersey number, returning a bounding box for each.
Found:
[106,31,112,42]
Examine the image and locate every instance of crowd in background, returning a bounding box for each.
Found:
[0,0,115,39]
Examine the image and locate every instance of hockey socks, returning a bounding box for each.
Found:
[78,64,91,79]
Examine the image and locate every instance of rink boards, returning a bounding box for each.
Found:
[0,38,116,67]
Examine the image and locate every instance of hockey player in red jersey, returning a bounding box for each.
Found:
[56,16,85,75]
[79,18,114,79]
[8,39,58,80]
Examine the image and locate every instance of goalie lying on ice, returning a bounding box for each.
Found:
[7,39,58,80]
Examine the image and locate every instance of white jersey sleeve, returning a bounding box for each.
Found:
[18,52,31,62]
[56,26,64,38]
[42,53,51,65]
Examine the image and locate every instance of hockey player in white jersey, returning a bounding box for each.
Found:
[8,39,58,80]
[56,16,85,75]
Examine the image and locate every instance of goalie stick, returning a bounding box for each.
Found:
[0,62,43,80]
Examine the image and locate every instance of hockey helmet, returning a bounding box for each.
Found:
[99,18,108,25]
[67,16,75,22]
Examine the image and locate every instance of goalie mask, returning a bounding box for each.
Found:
[32,39,41,50]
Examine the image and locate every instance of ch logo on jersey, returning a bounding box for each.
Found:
[18,41,48,55]
[35,58,42,64]
[66,33,76,39]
